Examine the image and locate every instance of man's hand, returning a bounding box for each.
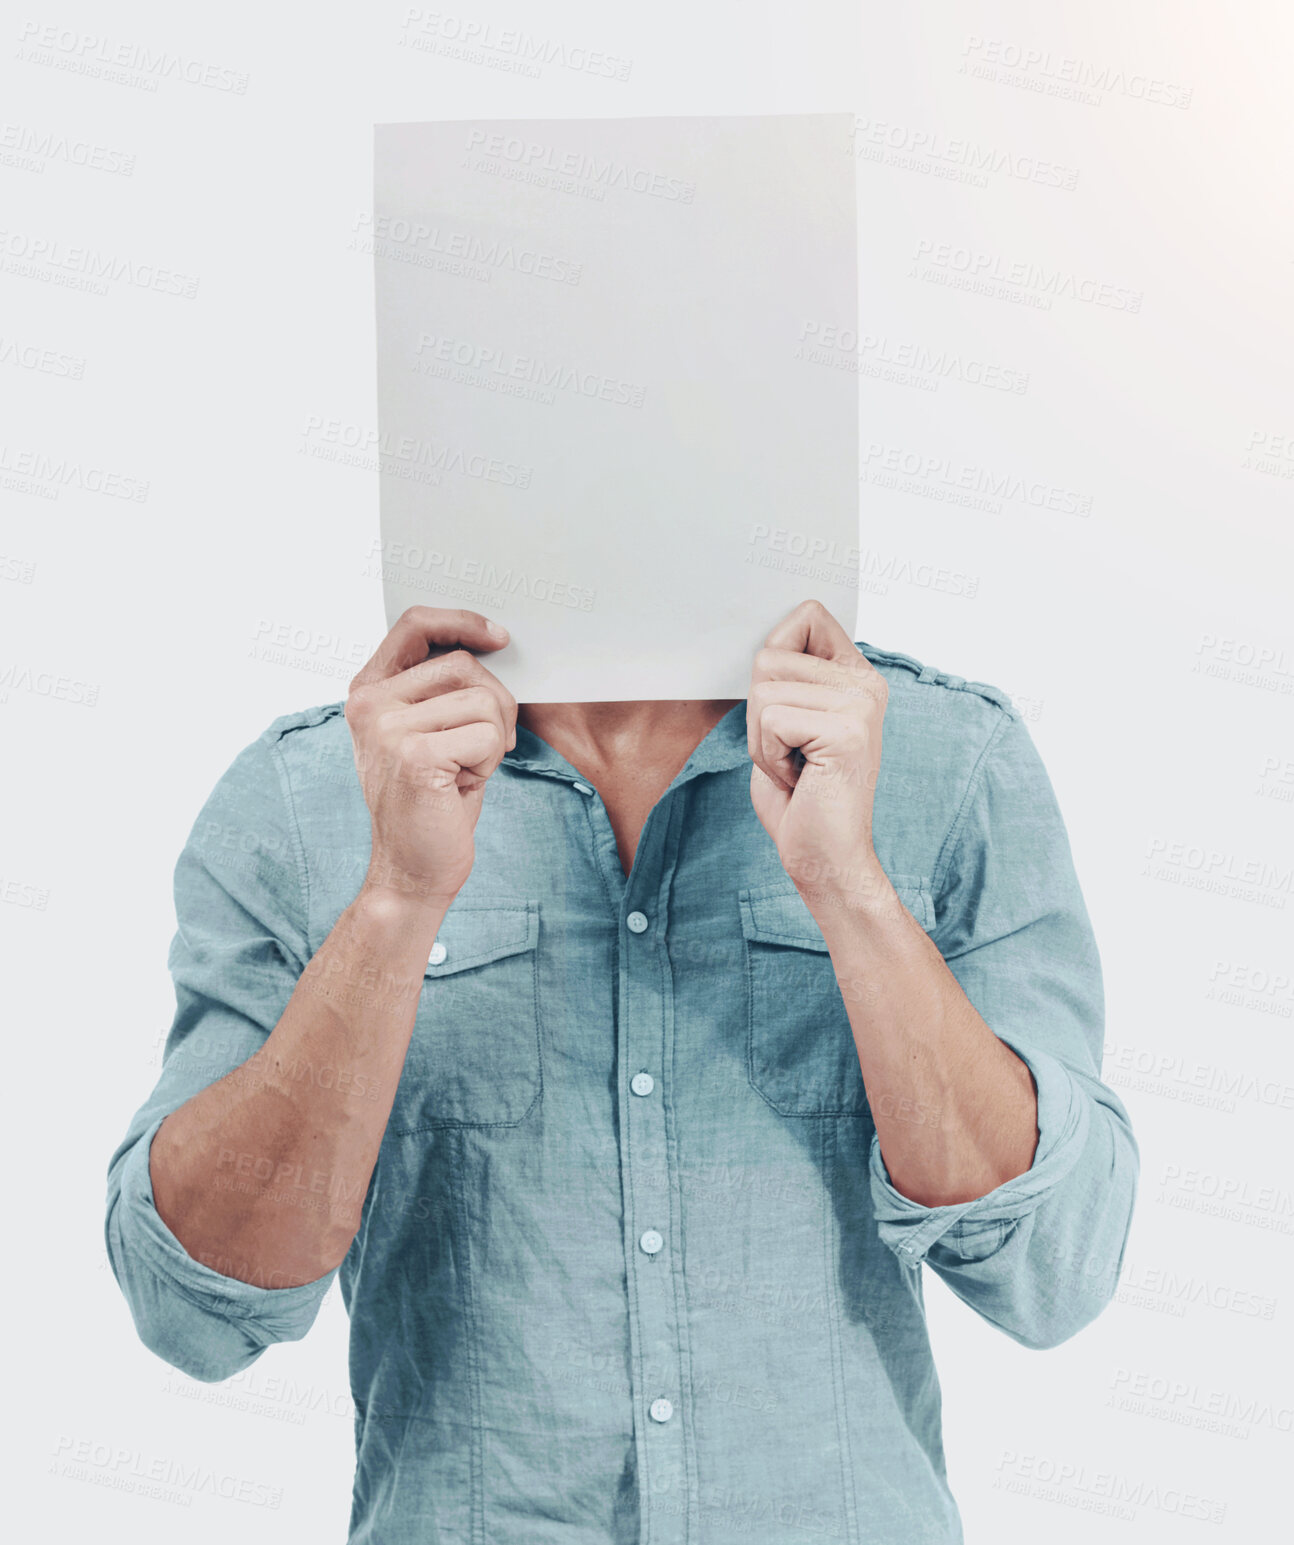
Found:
[748,599,1041,1210]
[747,598,890,907]
[147,606,518,1293]
[346,606,517,911]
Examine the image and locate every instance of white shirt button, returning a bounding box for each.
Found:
[639,1229,663,1255]
[428,941,447,966]
[649,1397,673,1423]
[627,911,649,933]
[630,1072,655,1097]
[572,781,594,795]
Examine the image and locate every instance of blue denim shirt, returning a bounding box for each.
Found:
[105,639,1139,1545]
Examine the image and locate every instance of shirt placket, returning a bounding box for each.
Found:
[578,776,696,1545]
[503,721,748,1542]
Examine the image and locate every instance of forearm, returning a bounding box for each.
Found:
[804,867,1039,1208]
[149,883,447,1287]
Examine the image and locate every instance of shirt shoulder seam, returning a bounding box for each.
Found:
[930,706,1015,904]
[266,702,346,742]
[264,731,314,953]
[855,639,1021,716]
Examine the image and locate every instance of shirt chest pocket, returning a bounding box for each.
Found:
[739,876,935,1119]
[387,899,543,1135]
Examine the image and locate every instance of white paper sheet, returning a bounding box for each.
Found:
[373,113,859,701]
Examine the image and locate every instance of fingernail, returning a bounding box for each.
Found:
[487,620,509,639]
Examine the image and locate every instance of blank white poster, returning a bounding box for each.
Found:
[373,112,859,701]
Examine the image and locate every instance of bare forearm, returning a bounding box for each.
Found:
[149,884,448,1287]
[804,870,1038,1208]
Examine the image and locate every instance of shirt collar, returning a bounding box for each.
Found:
[503,699,750,786]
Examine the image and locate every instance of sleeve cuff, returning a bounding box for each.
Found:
[869,1033,1092,1266]
[119,1116,337,1337]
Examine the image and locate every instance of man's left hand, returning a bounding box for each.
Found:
[747,599,892,908]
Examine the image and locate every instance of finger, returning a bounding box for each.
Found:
[366,698,509,785]
[400,687,509,776]
[762,598,857,664]
[755,704,838,792]
[379,716,506,791]
[350,606,510,691]
[381,649,516,714]
[423,721,507,787]
[399,685,509,744]
[358,649,518,750]
[746,679,844,770]
[751,644,885,705]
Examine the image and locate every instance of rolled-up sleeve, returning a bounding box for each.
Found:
[104,726,337,1383]
[869,707,1139,1351]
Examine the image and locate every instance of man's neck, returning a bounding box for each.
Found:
[516,699,742,781]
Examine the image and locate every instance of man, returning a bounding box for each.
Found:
[105,598,1138,1544]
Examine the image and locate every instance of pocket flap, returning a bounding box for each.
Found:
[884,874,935,932]
[739,875,934,946]
[738,884,831,950]
[425,901,539,977]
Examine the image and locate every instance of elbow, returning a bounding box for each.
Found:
[942,1096,1140,1352]
[1015,1187,1138,1352]
[118,1258,270,1384]
[1007,1294,1110,1351]
[105,1190,267,1386]
[135,1311,265,1385]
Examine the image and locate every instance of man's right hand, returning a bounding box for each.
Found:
[146,606,517,1291]
[345,606,517,910]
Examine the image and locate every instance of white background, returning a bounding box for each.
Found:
[2,2,1290,1540]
